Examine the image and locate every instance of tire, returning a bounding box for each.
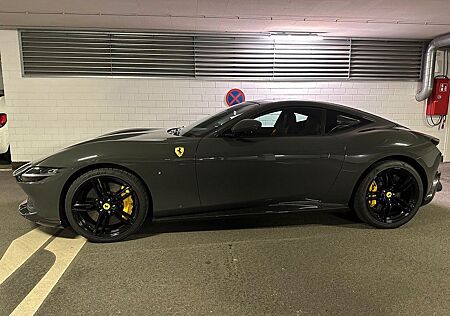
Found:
[65,168,149,242]
[3,147,11,163]
[1,147,11,163]
[353,160,423,229]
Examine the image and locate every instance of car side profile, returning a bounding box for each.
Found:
[13,100,442,242]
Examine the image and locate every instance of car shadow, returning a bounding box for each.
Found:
[126,208,368,241]
[55,203,450,243]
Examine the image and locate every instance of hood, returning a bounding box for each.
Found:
[31,128,175,166]
[73,128,176,146]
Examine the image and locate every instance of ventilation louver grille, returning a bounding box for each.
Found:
[274,39,351,79]
[21,31,195,77]
[194,36,275,79]
[20,30,425,81]
[349,40,423,79]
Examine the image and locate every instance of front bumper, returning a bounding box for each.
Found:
[14,163,69,226]
[423,171,442,205]
[19,200,62,227]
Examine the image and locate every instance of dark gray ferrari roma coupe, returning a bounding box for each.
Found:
[14,100,442,242]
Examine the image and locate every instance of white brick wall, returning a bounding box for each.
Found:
[0,30,448,162]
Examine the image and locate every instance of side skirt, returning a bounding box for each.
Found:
[153,201,349,222]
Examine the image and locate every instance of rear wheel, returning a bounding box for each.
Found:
[353,161,423,228]
[65,168,149,242]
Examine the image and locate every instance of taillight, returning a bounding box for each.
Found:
[430,137,440,146]
[0,113,6,128]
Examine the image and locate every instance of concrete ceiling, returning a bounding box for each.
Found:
[0,0,449,39]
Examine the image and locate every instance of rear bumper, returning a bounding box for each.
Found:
[423,171,442,205]
[19,200,62,227]
[0,124,9,154]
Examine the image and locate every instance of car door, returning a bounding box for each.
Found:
[195,105,346,209]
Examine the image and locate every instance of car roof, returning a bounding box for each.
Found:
[252,99,394,124]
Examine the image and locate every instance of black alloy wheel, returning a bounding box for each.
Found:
[65,168,149,242]
[353,161,423,228]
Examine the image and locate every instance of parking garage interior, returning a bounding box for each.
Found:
[1,1,450,315]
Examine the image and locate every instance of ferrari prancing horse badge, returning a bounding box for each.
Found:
[175,146,185,157]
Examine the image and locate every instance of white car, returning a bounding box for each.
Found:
[0,95,10,162]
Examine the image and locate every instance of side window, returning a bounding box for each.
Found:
[250,107,324,137]
[295,113,308,122]
[325,110,367,134]
[255,111,281,127]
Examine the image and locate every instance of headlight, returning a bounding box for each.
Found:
[16,166,60,182]
[12,162,32,177]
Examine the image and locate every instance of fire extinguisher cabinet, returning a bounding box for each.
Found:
[426,77,450,116]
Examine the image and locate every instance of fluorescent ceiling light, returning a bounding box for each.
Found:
[269,32,324,42]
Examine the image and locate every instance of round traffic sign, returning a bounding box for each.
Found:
[225,88,245,106]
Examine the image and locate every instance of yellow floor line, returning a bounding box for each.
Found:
[10,234,86,315]
[0,227,58,285]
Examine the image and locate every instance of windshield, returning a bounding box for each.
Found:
[180,102,257,137]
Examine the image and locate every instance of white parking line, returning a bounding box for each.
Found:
[10,233,86,315]
[0,227,58,285]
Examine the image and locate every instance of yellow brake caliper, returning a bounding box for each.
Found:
[368,180,378,208]
[121,186,134,216]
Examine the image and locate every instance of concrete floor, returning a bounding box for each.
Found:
[0,163,449,315]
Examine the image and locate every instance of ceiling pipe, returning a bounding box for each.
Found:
[416,32,450,102]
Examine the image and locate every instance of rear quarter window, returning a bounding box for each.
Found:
[325,110,369,135]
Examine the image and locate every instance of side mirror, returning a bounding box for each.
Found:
[231,119,262,136]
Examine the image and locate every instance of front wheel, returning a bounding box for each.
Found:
[353,161,423,229]
[65,168,149,242]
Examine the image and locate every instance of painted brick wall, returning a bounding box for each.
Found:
[0,30,448,162]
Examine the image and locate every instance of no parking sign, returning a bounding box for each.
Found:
[225,88,245,106]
